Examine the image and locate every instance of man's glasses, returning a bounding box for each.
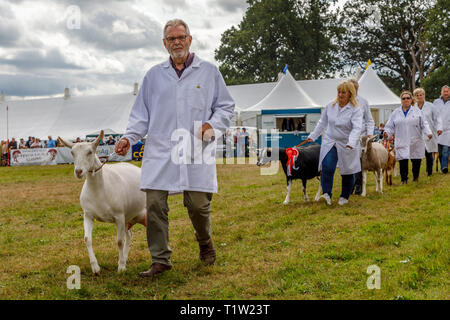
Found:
[165,35,188,43]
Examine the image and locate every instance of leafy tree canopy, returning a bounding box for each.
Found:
[338,0,448,92]
[215,0,341,85]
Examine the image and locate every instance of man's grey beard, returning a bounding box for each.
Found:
[169,47,189,60]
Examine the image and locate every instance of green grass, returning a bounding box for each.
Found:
[0,161,449,300]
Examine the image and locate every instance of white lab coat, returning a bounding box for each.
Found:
[433,97,450,146]
[308,101,363,175]
[416,101,442,153]
[384,106,432,160]
[357,95,375,136]
[123,55,235,193]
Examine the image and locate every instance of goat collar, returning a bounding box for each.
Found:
[89,156,109,174]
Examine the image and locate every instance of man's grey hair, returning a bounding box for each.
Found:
[442,85,449,90]
[163,19,190,38]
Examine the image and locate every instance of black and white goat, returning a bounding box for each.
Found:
[257,144,321,204]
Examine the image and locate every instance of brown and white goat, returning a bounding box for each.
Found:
[360,135,388,196]
[385,143,396,186]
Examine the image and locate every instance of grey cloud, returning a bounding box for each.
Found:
[61,3,163,52]
[0,74,66,96]
[0,49,84,70]
[0,1,22,47]
[161,0,187,11]
[210,0,248,13]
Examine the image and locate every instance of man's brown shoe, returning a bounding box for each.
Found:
[139,262,172,278]
[199,240,216,265]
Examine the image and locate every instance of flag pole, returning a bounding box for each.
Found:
[6,105,9,141]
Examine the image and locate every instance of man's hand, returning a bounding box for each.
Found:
[115,138,130,156]
[197,122,214,141]
[345,145,353,150]
[437,130,442,136]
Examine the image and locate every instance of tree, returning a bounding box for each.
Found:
[339,0,445,92]
[214,0,341,85]
[422,0,449,99]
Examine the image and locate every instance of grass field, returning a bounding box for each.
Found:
[0,160,449,300]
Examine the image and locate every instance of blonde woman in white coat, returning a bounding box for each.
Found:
[384,91,432,184]
[413,88,443,176]
[307,81,363,205]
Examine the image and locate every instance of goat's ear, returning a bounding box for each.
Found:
[370,135,377,142]
[58,137,74,149]
[93,130,104,148]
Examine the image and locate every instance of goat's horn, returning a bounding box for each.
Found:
[58,137,74,149]
[93,130,104,148]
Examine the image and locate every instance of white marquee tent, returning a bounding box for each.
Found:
[0,92,136,140]
[239,70,320,127]
[357,64,400,124]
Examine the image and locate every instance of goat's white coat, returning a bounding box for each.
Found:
[59,133,146,274]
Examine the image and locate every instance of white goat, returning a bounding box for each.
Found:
[360,135,388,196]
[58,130,146,274]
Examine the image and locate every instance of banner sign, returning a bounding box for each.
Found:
[10,145,132,166]
[132,142,144,160]
[10,148,58,166]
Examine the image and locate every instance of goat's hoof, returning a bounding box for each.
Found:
[91,264,101,275]
[118,265,127,273]
[283,201,289,205]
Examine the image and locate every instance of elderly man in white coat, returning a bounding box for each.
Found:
[433,85,450,173]
[414,88,443,176]
[384,91,432,183]
[115,19,234,279]
[307,81,363,206]
[349,78,375,195]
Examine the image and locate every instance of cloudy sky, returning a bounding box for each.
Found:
[0,0,249,99]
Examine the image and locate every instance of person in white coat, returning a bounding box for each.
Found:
[384,91,432,184]
[349,78,375,195]
[307,81,363,206]
[413,88,443,176]
[115,19,235,279]
[433,85,450,173]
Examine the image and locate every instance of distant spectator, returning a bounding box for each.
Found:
[47,136,57,148]
[25,136,33,148]
[19,138,27,149]
[106,136,116,145]
[44,140,48,148]
[234,128,241,157]
[1,140,8,166]
[378,123,385,140]
[282,118,295,131]
[31,138,42,148]
[237,128,248,157]
[296,118,306,131]
[9,138,17,151]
